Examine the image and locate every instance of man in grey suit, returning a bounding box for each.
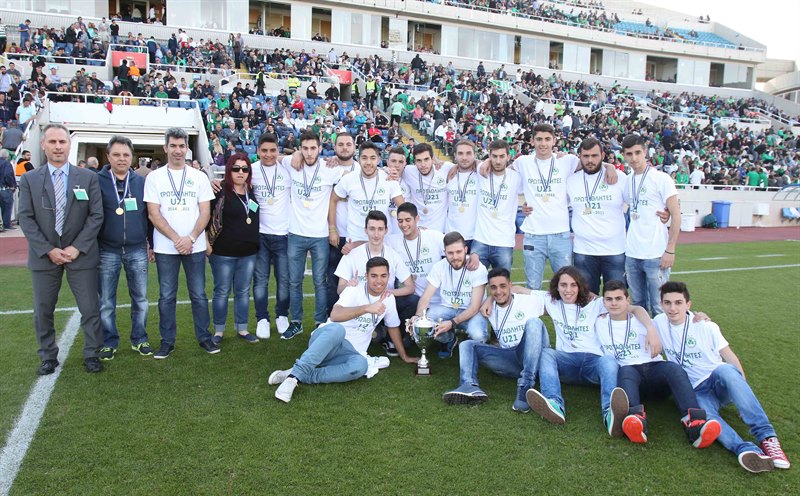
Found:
[18,123,105,374]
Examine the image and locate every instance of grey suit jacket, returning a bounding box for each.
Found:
[18,164,104,271]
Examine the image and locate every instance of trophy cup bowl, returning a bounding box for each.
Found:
[407,310,436,376]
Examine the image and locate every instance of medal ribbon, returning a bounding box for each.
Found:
[608,313,632,360]
[258,162,277,200]
[302,162,321,200]
[676,312,692,366]
[167,167,187,205]
[630,166,650,214]
[456,171,474,204]
[109,171,130,208]
[492,295,514,341]
[489,171,507,209]
[535,156,555,197]
[360,173,379,212]
[583,169,604,209]
[449,264,468,307]
[402,230,422,275]
[559,300,581,345]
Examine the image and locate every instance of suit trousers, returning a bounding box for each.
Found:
[31,265,103,360]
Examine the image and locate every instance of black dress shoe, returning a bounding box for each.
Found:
[84,357,104,373]
[37,359,59,376]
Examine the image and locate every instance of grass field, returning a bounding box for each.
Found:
[1,240,799,495]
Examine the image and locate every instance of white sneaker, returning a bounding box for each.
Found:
[275,376,298,403]
[256,319,270,339]
[276,316,290,335]
[367,356,391,369]
[268,368,292,385]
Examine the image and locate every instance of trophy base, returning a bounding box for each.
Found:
[416,366,431,376]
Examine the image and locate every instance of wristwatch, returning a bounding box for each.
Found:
[188,234,197,243]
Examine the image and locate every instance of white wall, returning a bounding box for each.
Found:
[291,3,312,41]
[388,17,408,51]
[563,43,590,74]
[724,62,749,86]
[628,52,647,80]
[519,37,549,68]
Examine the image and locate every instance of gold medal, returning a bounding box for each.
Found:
[303,200,311,208]
[115,207,124,215]
[458,206,465,213]
[391,210,397,217]
[632,212,639,220]
[583,206,592,215]
[422,207,429,215]
[267,197,274,205]
[491,209,499,219]
[246,217,252,224]
[542,195,549,203]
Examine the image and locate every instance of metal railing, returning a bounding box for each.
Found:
[4,51,106,66]
[45,90,199,108]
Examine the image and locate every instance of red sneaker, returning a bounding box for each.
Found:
[761,437,791,469]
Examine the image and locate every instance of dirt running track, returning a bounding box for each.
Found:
[0,226,798,268]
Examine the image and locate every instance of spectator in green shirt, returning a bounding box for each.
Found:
[746,167,760,187]
[675,167,689,187]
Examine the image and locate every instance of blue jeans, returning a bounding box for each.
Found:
[573,252,626,295]
[97,248,149,348]
[288,233,329,324]
[155,252,212,345]
[210,253,256,332]
[291,323,368,384]
[0,189,14,228]
[523,232,573,290]
[695,364,777,455]
[618,361,699,414]
[458,318,550,388]
[253,233,289,322]
[326,238,346,315]
[470,240,514,272]
[625,257,670,315]
[426,304,488,343]
[538,349,618,415]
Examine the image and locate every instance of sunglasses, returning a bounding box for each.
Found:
[231,166,250,173]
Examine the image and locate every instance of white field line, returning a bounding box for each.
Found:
[754,254,786,258]
[697,257,728,261]
[0,311,81,496]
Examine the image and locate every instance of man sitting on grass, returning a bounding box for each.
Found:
[268,257,417,403]
[655,281,790,473]
[597,280,721,449]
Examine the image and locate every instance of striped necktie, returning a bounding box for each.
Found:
[53,169,66,236]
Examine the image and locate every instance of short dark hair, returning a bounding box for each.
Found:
[299,130,320,145]
[579,137,603,153]
[533,123,556,137]
[164,127,188,146]
[488,139,509,152]
[621,134,647,151]
[397,201,418,217]
[388,146,406,158]
[258,133,278,146]
[443,231,465,248]
[107,135,134,153]
[488,267,511,281]
[660,281,691,301]
[412,143,434,159]
[365,210,388,228]
[454,139,475,151]
[359,141,381,157]
[335,132,354,144]
[549,266,592,307]
[602,280,628,296]
[366,256,390,273]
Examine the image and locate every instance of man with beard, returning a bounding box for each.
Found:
[444,140,479,249]
[402,143,452,232]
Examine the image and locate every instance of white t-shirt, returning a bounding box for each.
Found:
[596,313,662,366]
[285,156,343,238]
[327,284,400,356]
[334,243,411,287]
[490,293,545,349]
[144,165,214,254]
[251,160,292,235]
[387,179,410,236]
[540,293,605,355]
[689,169,705,185]
[402,163,453,232]
[334,169,403,242]
[445,169,479,240]
[386,228,445,301]
[566,169,627,256]
[426,258,488,310]
[623,168,678,260]
[514,154,579,235]
[473,169,523,248]
[333,162,358,238]
[654,313,729,388]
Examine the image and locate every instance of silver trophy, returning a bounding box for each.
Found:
[407,310,437,376]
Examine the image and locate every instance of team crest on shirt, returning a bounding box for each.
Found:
[436,177,445,186]
[640,186,647,194]
[578,311,586,321]
[500,183,508,191]
[378,187,386,195]
[628,330,637,339]
[186,178,195,187]
[599,183,608,191]
[463,277,471,286]
[421,246,430,255]
[552,167,560,174]
[277,173,284,180]
[687,336,697,348]
[515,310,524,320]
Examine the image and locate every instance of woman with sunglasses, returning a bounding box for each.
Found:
[206,153,260,345]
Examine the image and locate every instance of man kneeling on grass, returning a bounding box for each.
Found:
[597,280,721,449]
[268,257,418,403]
[442,267,549,412]
[654,281,790,473]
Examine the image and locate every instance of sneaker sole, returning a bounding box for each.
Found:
[512,403,531,414]
[738,452,774,473]
[623,416,648,443]
[268,370,289,386]
[442,392,487,405]
[99,355,115,362]
[153,354,171,360]
[693,419,721,449]
[772,460,791,470]
[203,348,221,354]
[131,345,153,356]
[609,388,629,438]
[238,335,260,344]
[526,389,565,425]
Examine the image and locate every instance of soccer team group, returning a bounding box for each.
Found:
[19,123,788,474]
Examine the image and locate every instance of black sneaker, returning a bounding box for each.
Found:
[382,340,400,357]
[131,342,153,356]
[98,346,116,361]
[199,339,221,354]
[153,342,175,359]
[281,321,303,340]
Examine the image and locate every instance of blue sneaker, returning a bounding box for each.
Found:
[526,388,565,425]
[437,336,458,359]
[237,332,259,344]
[281,322,303,340]
[512,384,532,413]
[211,334,223,345]
[442,384,488,405]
